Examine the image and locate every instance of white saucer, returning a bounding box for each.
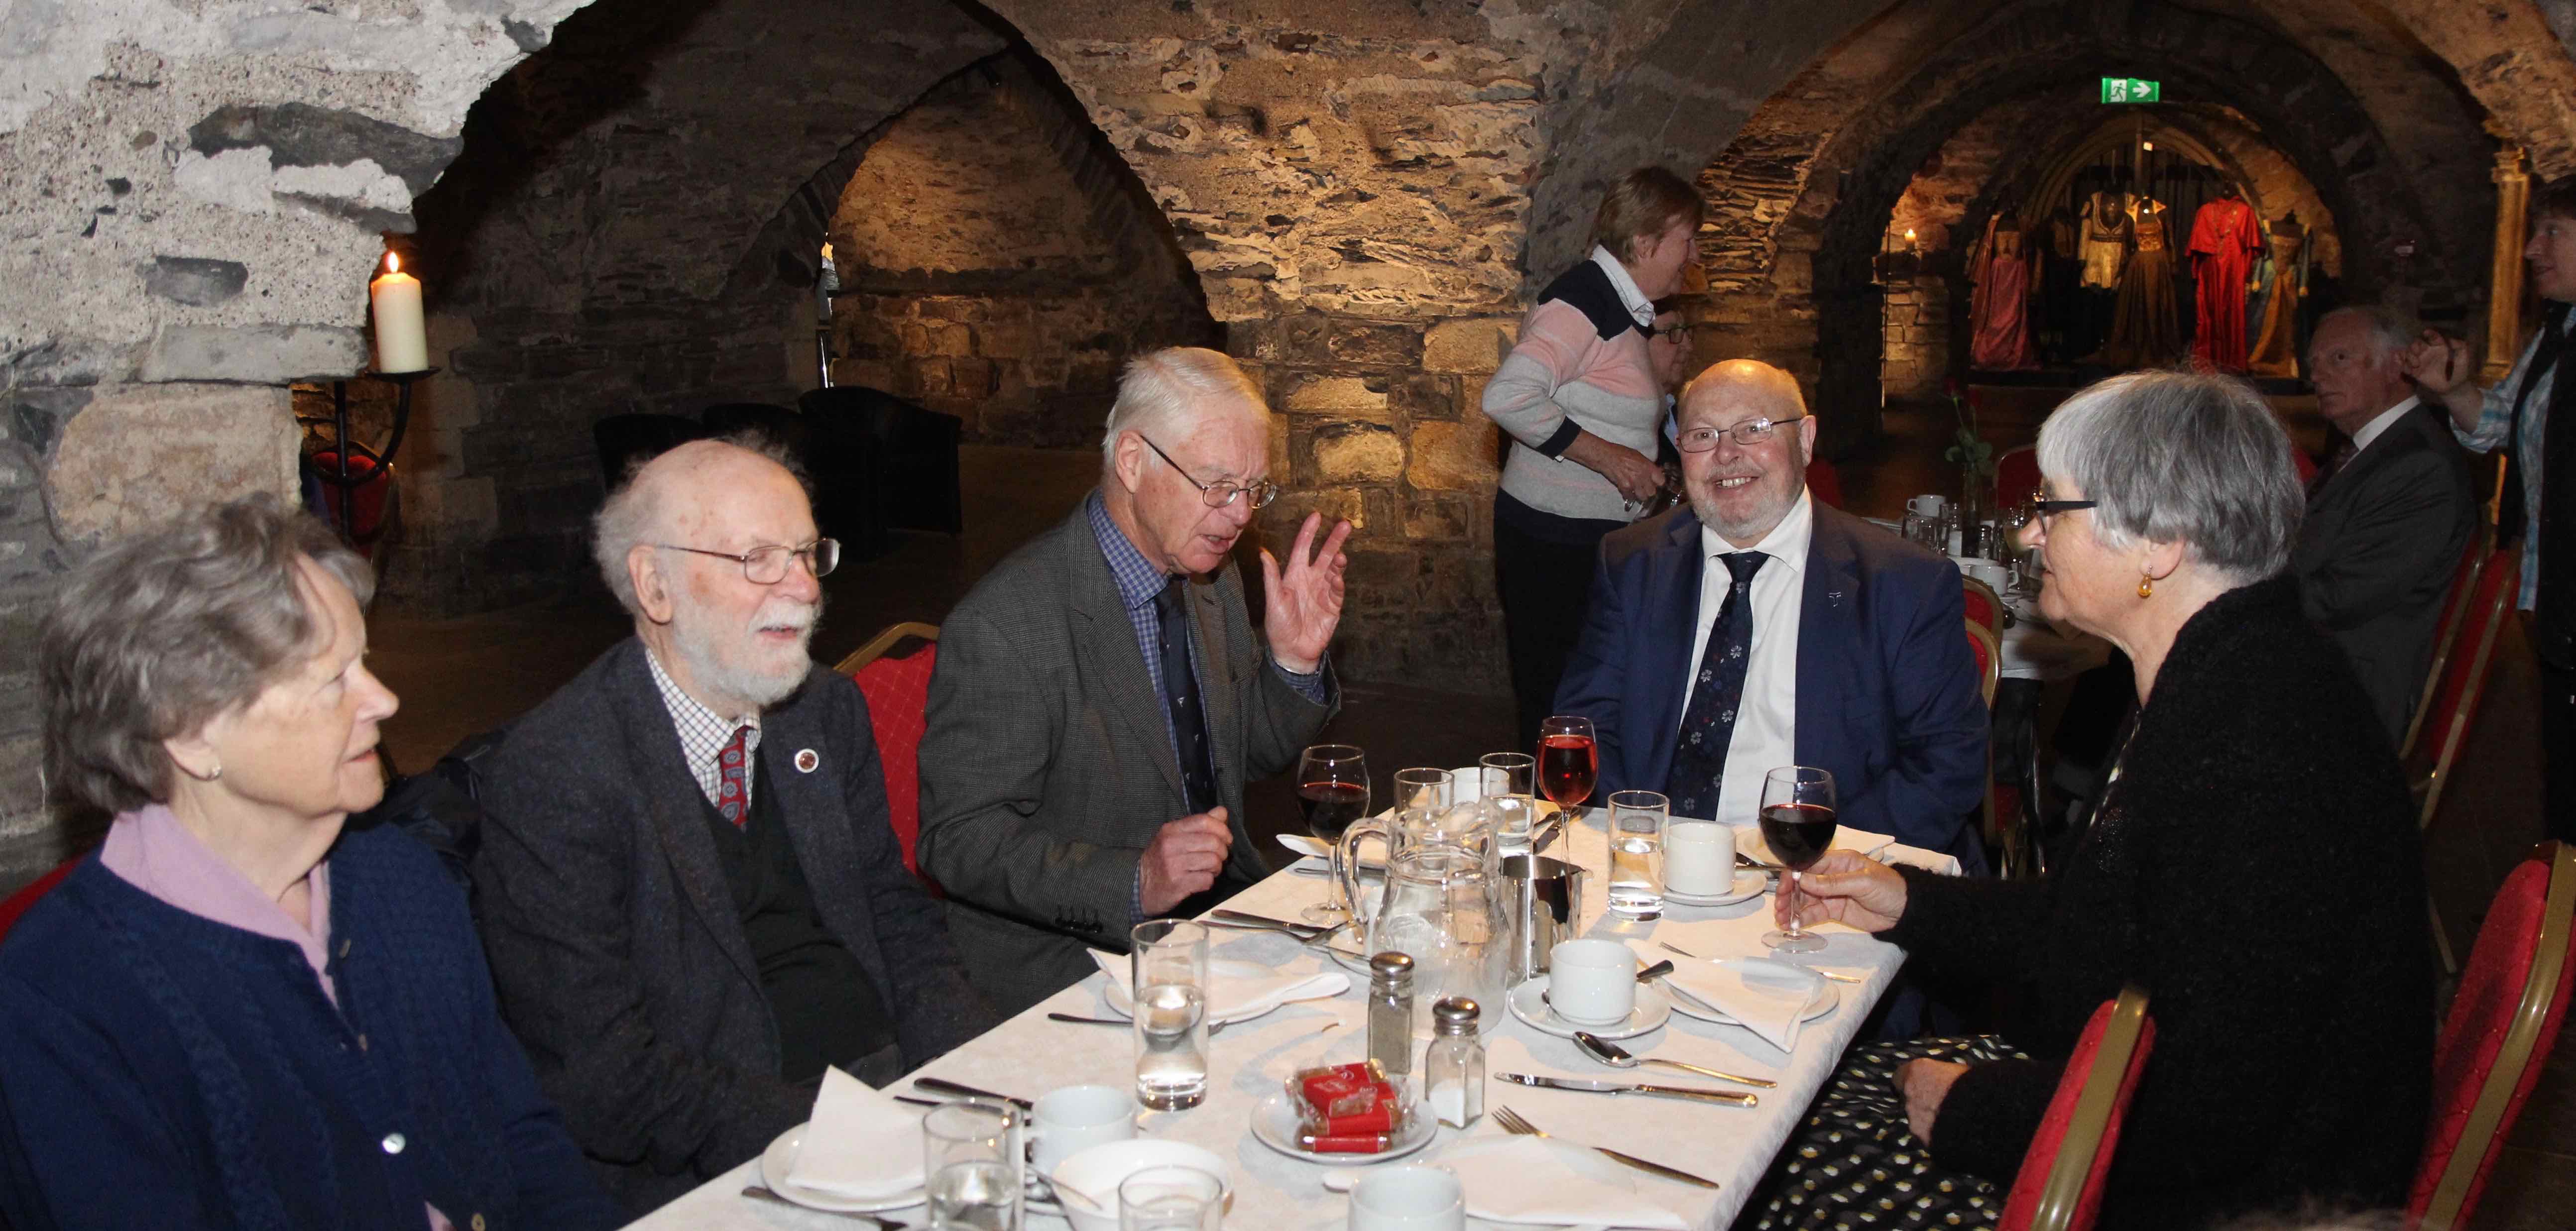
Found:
[1247,1089,1437,1166]
[758,1124,923,1213]
[1661,870,1768,907]
[1664,977,1841,1027]
[1102,959,1279,1022]
[1506,978,1672,1040]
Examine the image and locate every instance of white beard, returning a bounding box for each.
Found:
[672,593,820,711]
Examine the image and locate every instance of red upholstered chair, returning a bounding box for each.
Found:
[1962,576,2003,643]
[2399,531,2491,763]
[2410,544,2521,973]
[0,858,82,941]
[1805,455,1845,509]
[2410,840,2576,1231]
[834,622,942,881]
[1963,619,2011,870]
[1998,985,2156,1231]
[1991,445,2041,511]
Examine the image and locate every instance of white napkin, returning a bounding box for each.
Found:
[1876,841,1963,876]
[1088,950,1349,1022]
[784,1066,924,1200]
[1324,1136,1690,1229]
[1638,946,1822,1053]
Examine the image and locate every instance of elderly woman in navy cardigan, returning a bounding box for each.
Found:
[0,495,614,1231]
[1760,371,2433,1230]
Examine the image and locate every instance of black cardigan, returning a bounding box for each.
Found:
[1882,574,2432,1229]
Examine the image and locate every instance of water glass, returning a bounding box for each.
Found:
[1392,767,1454,822]
[1118,1164,1225,1231]
[1131,920,1210,1111]
[923,1100,1024,1231]
[1479,752,1538,850]
[1605,789,1668,917]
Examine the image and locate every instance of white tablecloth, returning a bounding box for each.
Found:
[624,812,1904,1231]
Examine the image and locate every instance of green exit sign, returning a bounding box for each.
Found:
[2101,77,2161,104]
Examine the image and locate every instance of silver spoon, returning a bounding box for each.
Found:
[1571,1029,1778,1088]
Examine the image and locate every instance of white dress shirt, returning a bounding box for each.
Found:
[2346,395,2420,455]
[1675,489,1814,822]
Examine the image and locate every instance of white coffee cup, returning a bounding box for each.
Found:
[1663,820,1737,895]
[1449,766,1486,803]
[1908,493,1948,518]
[1028,1084,1135,1175]
[1349,1164,1466,1231]
[1547,938,1636,1024]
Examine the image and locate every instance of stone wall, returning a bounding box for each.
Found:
[826,52,1217,448]
[1880,274,1954,401]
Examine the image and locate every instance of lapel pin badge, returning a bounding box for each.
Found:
[794,748,820,774]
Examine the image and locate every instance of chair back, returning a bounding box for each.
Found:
[1961,576,2004,642]
[1998,985,2156,1231]
[591,413,706,490]
[1992,445,2041,510]
[1965,618,1999,708]
[2400,531,2492,761]
[1805,456,1846,510]
[834,622,942,879]
[0,858,83,941]
[2411,841,2576,1231]
[2410,543,2521,832]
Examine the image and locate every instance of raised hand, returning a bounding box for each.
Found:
[2403,329,2472,395]
[1261,512,1352,674]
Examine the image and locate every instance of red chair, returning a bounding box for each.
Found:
[1992,445,2041,511]
[2410,840,2576,1231]
[1998,985,2157,1231]
[1806,455,1845,509]
[2399,532,2491,763]
[834,622,941,880]
[1962,576,2003,643]
[0,857,82,941]
[2410,544,2521,973]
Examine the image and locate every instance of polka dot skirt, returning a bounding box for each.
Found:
[1743,1035,2027,1231]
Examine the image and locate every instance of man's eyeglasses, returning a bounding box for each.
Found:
[1675,414,1807,453]
[1140,436,1280,510]
[1647,320,1694,344]
[2005,489,2098,529]
[656,539,841,583]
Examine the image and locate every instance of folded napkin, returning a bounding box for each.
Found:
[784,1066,924,1200]
[1876,841,1963,877]
[1325,1136,1689,1230]
[1635,946,1823,1053]
[1089,950,1349,1023]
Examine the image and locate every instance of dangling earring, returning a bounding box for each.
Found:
[2136,573,2154,599]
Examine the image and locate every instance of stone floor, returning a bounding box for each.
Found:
[362,390,2569,1229]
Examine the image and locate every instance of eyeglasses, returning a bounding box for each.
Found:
[1139,436,1279,510]
[1676,414,1807,452]
[656,538,840,583]
[1647,320,1693,343]
[2005,488,2098,529]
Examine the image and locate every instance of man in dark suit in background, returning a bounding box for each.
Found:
[920,347,1351,1014]
[1554,359,1990,869]
[471,438,992,1214]
[2294,305,2480,742]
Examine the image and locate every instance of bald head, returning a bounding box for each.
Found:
[1678,360,1806,427]
[1675,359,1816,548]
[594,437,808,616]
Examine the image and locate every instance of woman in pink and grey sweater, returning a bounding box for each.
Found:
[1483,166,1706,748]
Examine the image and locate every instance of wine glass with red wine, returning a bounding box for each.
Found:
[1537,715,1600,821]
[1758,765,1838,954]
[1296,744,1370,924]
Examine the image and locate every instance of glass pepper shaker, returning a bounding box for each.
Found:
[1424,996,1484,1128]
[1367,952,1416,1094]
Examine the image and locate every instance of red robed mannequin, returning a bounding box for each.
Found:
[2189,192,2262,373]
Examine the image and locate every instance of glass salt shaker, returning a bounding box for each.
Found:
[1367,952,1416,1093]
[1424,996,1484,1128]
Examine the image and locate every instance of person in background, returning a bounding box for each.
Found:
[0,494,615,1231]
[2293,304,2478,741]
[2409,173,2576,842]
[1762,372,2429,1230]
[919,347,1349,1014]
[471,438,990,1214]
[1483,166,1706,751]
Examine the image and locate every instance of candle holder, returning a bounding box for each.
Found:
[305,368,435,548]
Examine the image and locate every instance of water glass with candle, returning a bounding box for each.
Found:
[1131,920,1210,1111]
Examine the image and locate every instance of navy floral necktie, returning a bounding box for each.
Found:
[1664,551,1767,819]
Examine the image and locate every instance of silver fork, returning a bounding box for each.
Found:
[1491,1106,1721,1190]
[1658,940,1862,984]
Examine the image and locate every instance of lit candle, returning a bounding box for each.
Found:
[1903,227,1918,251]
[369,252,427,373]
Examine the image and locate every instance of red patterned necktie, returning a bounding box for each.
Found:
[716,725,752,827]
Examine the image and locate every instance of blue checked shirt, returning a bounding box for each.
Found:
[1085,491,1327,923]
[2456,312,2567,611]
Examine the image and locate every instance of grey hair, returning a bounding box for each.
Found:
[2313,304,2416,366]
[39,493,374,816]
[1100,346,1269,463]
[592,429,807,616]
[2035,370,2303,585]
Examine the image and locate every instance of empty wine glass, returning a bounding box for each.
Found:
[1758,766,1838,954]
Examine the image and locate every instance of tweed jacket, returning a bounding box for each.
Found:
[919,501,1340,1013]
[470,639,993,1215]
[2293,400,2480,741]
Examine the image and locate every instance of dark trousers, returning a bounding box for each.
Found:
[1494,497,1622,752]
[2543,660,2576,847]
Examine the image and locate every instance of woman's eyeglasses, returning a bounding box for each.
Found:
[2005,488,2098,529]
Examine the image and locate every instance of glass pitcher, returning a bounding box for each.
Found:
[1335,795,1504,886]
[1343,842,1506,1035]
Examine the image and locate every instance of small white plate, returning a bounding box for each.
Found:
[1247,1089,1437,1166]
[1662,869,1768,907]
[1505,978,1673,1040]
[1664,976,1841,1027]
[1101,959,1279,1022]
[758,1123,923,1213]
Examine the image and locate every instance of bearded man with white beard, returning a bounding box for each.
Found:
[470,438,993,1217]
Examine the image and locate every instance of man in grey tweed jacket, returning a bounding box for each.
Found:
[921,348,1351,1013]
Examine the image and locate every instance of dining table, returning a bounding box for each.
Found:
[622,809,1912,1231]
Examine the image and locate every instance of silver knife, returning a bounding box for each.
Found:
[912,1076,1034,1110]
[1497,1072,1757,1108]
[1207,908,1324,936]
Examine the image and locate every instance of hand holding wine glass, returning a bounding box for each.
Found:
[1295,744,1369,924]
[1758,765,1838,954]
[1775,849,1907,933]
